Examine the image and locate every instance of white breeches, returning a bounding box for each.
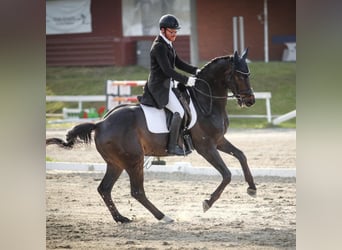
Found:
[165,82,184,118]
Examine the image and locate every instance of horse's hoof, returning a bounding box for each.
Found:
[116,216,132,224]
[247,187,257,197]
[202,200,210,213]
[160,215,174,224]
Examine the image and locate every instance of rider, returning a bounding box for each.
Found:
[138,14,199,156]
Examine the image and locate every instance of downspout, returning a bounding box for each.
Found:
[264,0,269,62]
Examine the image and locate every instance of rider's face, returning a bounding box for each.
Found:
[163,28,177,42]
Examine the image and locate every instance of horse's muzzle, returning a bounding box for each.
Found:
[238,94,255,107]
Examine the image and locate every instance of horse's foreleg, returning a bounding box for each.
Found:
[196,146,232,212]
[217,138,257,196]
[97,165,130,223]
[126,164,173,223]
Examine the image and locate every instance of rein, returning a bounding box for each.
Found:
[188,56,252,115]
[193,78,236,99]
[191,77,235,116]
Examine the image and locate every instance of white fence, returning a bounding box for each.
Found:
[46,161,296,177]
[229,92,272,123]
[272,110,296,125]
[46,95,106,110]
[46,92,272,122]
[46,80,272,122]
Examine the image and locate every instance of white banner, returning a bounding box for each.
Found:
[46,0,92,35]
[122,0,190,36]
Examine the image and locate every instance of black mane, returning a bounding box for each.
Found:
[197,55,231,78]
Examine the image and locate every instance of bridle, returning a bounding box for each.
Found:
[228,69,254,99]
[193,78,232,99]
[191,69,252,115]
[194,70,252,97]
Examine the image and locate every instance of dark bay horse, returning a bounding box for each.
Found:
[46,49,257,223]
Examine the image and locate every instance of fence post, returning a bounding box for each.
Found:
[266,97,272,123]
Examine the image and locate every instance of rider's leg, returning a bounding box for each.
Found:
[166,87,185,156]
[165,87,184,118]
[167,112,184,155]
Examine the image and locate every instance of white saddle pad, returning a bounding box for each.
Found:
[140,99,197,134]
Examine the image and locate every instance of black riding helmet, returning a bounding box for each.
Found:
[159,14,181,30]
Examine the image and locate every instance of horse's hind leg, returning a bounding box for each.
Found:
[126,163,173,223]
[217,138,257,196]
[97,164,131,223]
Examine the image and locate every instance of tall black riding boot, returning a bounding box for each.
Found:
[167,112,185,156]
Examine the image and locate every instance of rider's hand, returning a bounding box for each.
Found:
[187,76,196,87]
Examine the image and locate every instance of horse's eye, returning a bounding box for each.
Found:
[237,73,245,80]
[239,73,250,80]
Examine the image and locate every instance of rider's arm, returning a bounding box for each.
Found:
[153,43,192,84]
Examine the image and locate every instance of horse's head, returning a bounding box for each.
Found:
[227,48,255,107]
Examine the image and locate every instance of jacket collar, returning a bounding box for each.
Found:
[159,31,173,47]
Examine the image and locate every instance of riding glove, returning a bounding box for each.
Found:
[187,76,197,86]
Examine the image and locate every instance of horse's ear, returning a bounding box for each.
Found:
[234,51,239,63]
[242,48,249,60]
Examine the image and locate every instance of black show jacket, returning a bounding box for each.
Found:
[138,35,198,109]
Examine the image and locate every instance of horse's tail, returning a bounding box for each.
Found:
[46,123,97,149]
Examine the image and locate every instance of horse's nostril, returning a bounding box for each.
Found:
[242,95,255,107]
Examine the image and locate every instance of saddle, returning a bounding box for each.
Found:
[140,88,197,153]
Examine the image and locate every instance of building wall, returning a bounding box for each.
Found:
[197,0,261,60]
[268,0,296,60]
[46,0,295,66]
[197,0,296,61]
[46,0,137,66]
